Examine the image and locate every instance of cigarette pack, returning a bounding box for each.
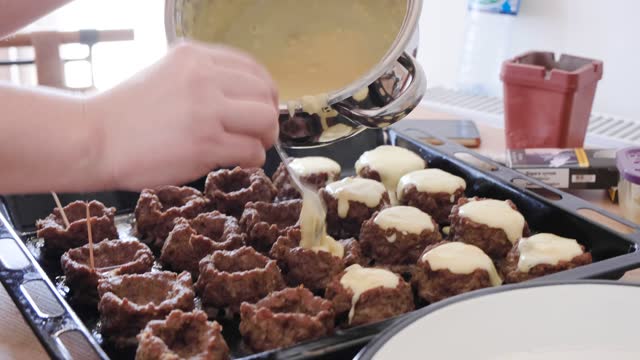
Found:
[506,148,619,190]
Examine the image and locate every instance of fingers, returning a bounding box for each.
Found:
[206,45,276,90]
[187,41,279,106]
[210,67,276,106]
[221,99,280,149]
[211,132,267,168]
[211,50,279,107]
[168,40,280,167]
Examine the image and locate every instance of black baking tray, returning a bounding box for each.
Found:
[1,120,640,360]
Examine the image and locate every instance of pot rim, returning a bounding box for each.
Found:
[164,0,423,110]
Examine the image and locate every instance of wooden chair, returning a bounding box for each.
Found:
[0,29,134,89]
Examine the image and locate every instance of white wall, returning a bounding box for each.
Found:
[418,0,640,121]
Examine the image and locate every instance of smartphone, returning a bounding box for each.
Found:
[398,119,482,148]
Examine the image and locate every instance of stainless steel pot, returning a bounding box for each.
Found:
[165,0,426,147]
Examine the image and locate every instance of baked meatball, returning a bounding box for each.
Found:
[98,271,195,347]
[134,186,208,249]
[340,238,368,268]
[239,287,334,352]
[61,239,154,301]
[355,145,426,204]
[136,310,229,360]
[360,206,442,265]
[449,197,530,259]
[320,177,390,238]
[161,212,245,277]
[325,264,414,327]
[36,200,118,251]
[239,200,302,252]
[413,241,502,303]
[397,168,467,224]
[501,233,593,283]
[269,228,366,292]
[195,246,285,312]
[204,167,277,218]
[272,157,341,200]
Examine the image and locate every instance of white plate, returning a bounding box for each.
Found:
[358,282,640,360]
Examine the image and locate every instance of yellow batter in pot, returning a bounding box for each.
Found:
[188,0,407,102]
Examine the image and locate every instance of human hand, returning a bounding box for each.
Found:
[86,40,279,191]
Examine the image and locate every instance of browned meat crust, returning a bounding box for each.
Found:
[359,212,442,265]
[239,200,302,252]
[325,269,414,327]
[136,310,229,360]
[500,239,593,283]
[61,239,154,299]
[195,247,285,312]
[378,264,418,282]
[269,229,365,292]
[320,187,390,239]
[270,239,342,292]
[357,161,426,184]
[271,162,337,200]
[340,238,369,267]
[239,287,334,352]
[204,167,277,218]
[36,200,118,251]
[98,271,195,347]
[449,197,530,259]
[412,241,494,303]
[134,186,208,250]
[160,212,245,277]
[355,165,382,183]
[398,185,465,225]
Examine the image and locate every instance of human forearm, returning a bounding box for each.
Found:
[0,41,279,195]
[0,0,73,39]
[0,83,109,194]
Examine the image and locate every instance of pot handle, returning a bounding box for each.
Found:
[333,51,426,128]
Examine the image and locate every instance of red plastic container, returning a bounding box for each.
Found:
[501,51,603,149]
